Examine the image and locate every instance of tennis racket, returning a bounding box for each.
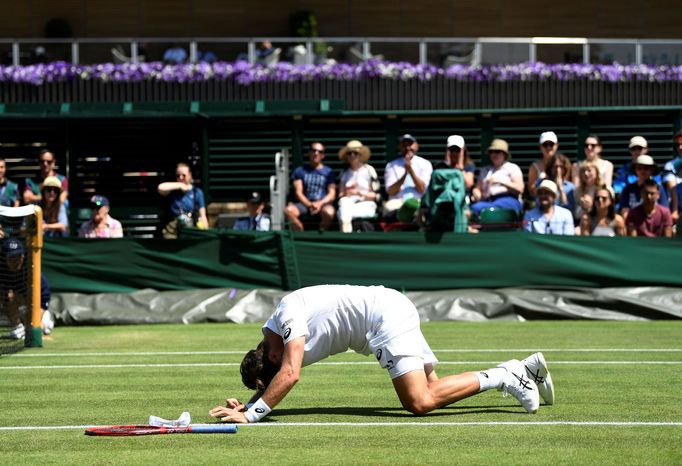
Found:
[85,424,238,436]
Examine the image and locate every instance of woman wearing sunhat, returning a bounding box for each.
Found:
[337,140,380,233]
[470,139,525,217]
[40,176,69,237]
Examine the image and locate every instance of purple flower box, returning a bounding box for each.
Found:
[2,60,681,86]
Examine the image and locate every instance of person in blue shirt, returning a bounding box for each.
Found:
[284,142,337,231]
[158,163,209,238]
[523,179,575,235]
[233,191,271,231]
[618,155,669,220]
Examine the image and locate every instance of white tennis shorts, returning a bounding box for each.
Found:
[369,288,438,379]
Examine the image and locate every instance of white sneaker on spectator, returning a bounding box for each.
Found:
[9,323,25,340]
[522,352,554,405]
[498,359,540,414]
[42,311,54,335]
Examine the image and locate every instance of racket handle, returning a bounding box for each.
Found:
[189,424,237,434]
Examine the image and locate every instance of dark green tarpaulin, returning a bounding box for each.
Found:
[42,231,682,294]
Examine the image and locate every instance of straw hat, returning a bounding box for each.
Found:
[487,138,511,159]
[338,140,371,163]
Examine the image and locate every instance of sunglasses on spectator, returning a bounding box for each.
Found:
[489,150,504,155]
[542,142,555,148]
[596,195,610,201]
[448,146,462,152]
[40,159,55,165]
[44,187,59,193]
[630,146,644,151]
[347,151,360,157]
[311,148,325,154]
[584,143,598,148]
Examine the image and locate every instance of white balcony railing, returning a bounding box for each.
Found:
[1,36,681,67]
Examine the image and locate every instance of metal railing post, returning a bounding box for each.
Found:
[71,41,79,64]
[306,40,314,65]
[583,43,590,64]
[12,42,19,66]
[419,41,427,65]
[247,40,256,64]
[635,41,643,64]
[529,42,536,62]
[131,41,139,64]
[189,40,198,63]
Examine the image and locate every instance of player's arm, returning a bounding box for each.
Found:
[259,336,304,408]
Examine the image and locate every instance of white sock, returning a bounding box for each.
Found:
[476,367,507,392]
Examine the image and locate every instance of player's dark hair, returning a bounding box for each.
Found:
[240,341,279,391]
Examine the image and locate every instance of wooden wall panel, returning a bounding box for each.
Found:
[0,1,680,39]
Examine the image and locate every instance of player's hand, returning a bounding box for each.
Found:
[209,406,249,423]
[225,398,245,411]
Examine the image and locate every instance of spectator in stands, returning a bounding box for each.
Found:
[527,131,559,197]
[1,238,53,338]
[626,180,673,237]
[522,179,574,235]
[24,149,69,206]
[336,140,380,233]
[78,195,124,238]
[163,43,187,64]
[40,176,69,237]
[661,131,682,225]
[158,163,209,239]
[435,135,475,190]
[618,155,669,220]
[579,186,625,236]
[233,191,271,231]
[613,136,653,195]
[470,139,524,217]
[572,135,613,189]
[543,153,575,212]
[0,156,20,207]
[284,142,337,231]
[572,160,602,224]
[419,135,474,231]
[383,134,433,218]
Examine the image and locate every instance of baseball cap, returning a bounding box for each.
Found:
[90,195,109,207]
[629,136,648,148]
[247,191,263,204]
[399,134,416,143]
[539,131,558,144]
[536,179,558,197]
[446,135,465,149]
[2,238,25,257]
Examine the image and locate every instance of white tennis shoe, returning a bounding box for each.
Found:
[522,352,554,405]
[9,323,25,340]
[498,359,540,414]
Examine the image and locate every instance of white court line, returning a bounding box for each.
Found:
[0,421,681,431]
[1,361,682,370]
[11,348,682,358]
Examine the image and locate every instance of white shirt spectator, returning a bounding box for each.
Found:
[384,155,433,201]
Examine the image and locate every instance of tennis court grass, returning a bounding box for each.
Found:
[1,321,680,465]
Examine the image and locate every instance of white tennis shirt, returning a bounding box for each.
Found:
[263,285,420,367]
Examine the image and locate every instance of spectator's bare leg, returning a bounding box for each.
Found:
[284,204,304,231]
[319,205,336,231]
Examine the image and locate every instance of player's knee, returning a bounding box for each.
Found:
[401,398,433,416]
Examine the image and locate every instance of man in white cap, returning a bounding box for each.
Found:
[383,134,433,217]
[522,179,574,235]
[617,155,669,219]
[527,131,559,197]
[613,136,655,195]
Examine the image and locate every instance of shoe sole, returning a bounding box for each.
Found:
[529,352,554,406]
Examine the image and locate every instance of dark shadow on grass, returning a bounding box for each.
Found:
[263,404,526,421]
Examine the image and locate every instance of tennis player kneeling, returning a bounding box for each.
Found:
[209,285,554,423]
